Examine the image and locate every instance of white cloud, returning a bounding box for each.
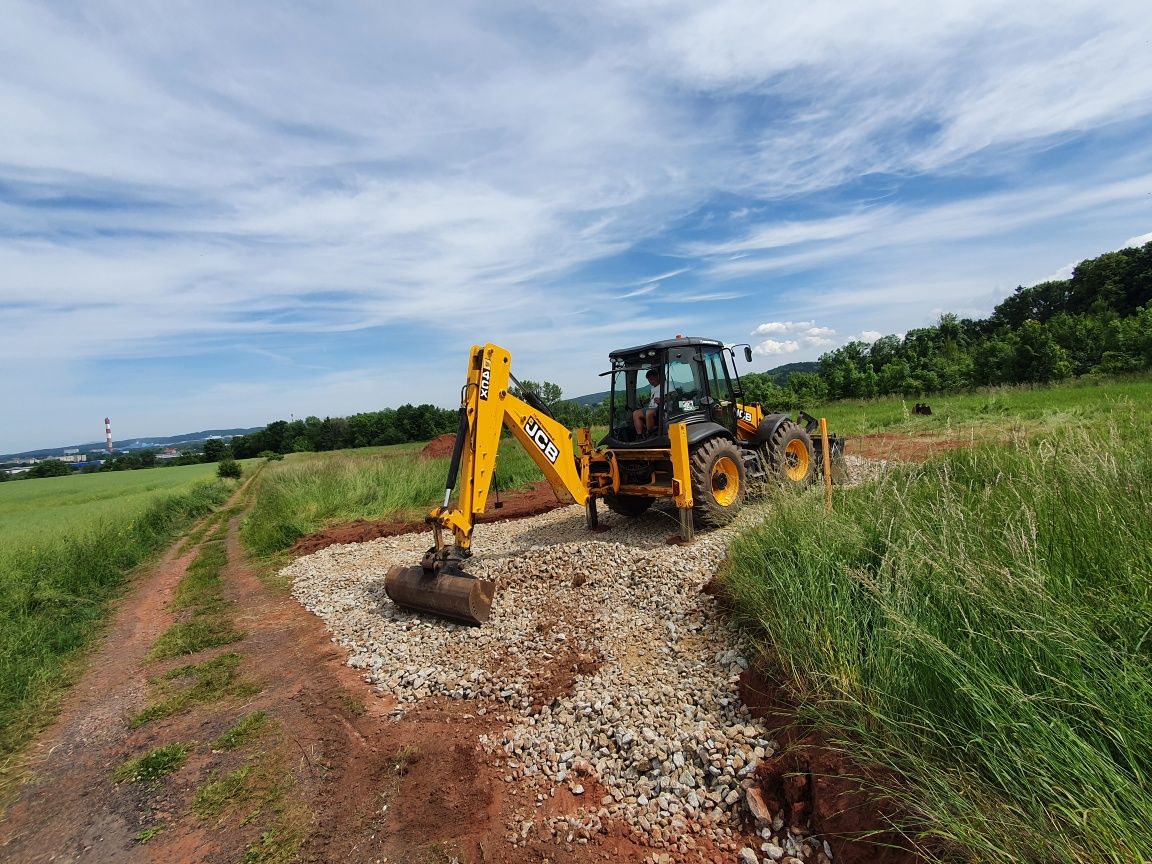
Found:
[753,321,815,335]
[752,339,801,356]
[1124,231,1152,248]
[859,330,883,342]
[1034,261,1078,284]
[751,320,839,355]
[2,1,1152,449]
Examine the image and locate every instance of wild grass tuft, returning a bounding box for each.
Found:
[133,825,165,843]
[213,711,268,751]
[112,743,192,783]
[132,652,261,728]
[190,724,308,864]
[172,543,229,611]
[724,412,1152,863]
[148,617,244,661]
[193,765,254,818]
[393,744,421,777]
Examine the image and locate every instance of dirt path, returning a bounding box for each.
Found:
[0,480,653,863]
[0,537,206,862]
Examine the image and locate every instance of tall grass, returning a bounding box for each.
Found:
[725,412,1152,863]
[0,480,232,761]
[242,440,544,557]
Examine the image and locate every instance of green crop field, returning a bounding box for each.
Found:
[0,462,224,544]
[805,373,1152,437]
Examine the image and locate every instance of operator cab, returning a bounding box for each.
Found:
[600,336,748,448]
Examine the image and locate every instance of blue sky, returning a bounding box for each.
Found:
[2,0,1151,454]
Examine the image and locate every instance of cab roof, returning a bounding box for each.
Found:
[608,336,724,360]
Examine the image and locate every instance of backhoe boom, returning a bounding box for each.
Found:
[384,343,590,624]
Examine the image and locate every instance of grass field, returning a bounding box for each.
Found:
[242,440,544,557]
[0,465,244,773]
[0,463,226,544]
[724,394,1152,862]
[806,373,1152,437]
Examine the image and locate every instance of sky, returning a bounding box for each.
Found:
[2,1,1151,454]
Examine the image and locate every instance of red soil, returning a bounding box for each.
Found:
[738,667,924,864]
[289,480,564,556]
[850,431,976,462]
[420,433,457,459]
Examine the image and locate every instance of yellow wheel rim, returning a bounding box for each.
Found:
[711,456,741,506]
[784,439,810,482]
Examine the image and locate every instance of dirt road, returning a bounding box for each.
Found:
[0,483,655,863]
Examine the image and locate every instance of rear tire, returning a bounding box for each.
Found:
[604,494,654,517]
[690,437,746,529]
[768,421,815,487]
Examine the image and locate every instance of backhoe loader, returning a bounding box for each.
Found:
[384,338,844,625]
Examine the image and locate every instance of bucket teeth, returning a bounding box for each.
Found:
[384,560,495,626]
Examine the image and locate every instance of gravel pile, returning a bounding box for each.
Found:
[287,471,879,862]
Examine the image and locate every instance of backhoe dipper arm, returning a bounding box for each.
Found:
[434,343,588,554]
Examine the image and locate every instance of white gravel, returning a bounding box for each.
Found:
[287,463,880,861]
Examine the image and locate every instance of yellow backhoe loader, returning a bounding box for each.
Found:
[384,337,844,625]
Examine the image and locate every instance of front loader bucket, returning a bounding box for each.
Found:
[384,561,495,626]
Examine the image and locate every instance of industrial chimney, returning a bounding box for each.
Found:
[105,417,113,454]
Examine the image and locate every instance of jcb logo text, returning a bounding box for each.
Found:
[524,417,560,463]
[479,360,492,401]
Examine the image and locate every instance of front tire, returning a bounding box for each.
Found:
[767,420,815,487]
[690,437,746,529]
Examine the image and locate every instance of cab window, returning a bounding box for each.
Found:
[665,348,703,418]
[702,349,734,403]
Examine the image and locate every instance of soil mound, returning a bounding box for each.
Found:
[420,433,456,459]
[289,481,563,556]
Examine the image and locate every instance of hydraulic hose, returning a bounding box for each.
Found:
[443,405,469,509]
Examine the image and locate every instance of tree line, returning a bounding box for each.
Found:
[740,241,1152,405]
[11,241,1147,482]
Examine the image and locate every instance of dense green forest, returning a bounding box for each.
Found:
[741,241,1152,406]
[223,241,1151,457]
[229,403,460,457]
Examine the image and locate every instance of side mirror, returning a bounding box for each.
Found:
[744,346,753,363]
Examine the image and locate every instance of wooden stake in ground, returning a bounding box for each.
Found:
[820,416,833,512]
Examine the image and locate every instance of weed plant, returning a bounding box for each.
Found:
[194,765,254,818]
[0,481,230,760]
[724,412,1152,863]
[132,652,260,728]
[149,540,244,661]
[241,439,543,556]
[213,711,268,751]
[112,743,192,783]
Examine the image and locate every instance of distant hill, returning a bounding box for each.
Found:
[569,389,610,407]
[1,427,264,462]
[759,361,819,385]
[566,361,818,405]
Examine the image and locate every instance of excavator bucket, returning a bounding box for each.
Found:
[384,553,495,626]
